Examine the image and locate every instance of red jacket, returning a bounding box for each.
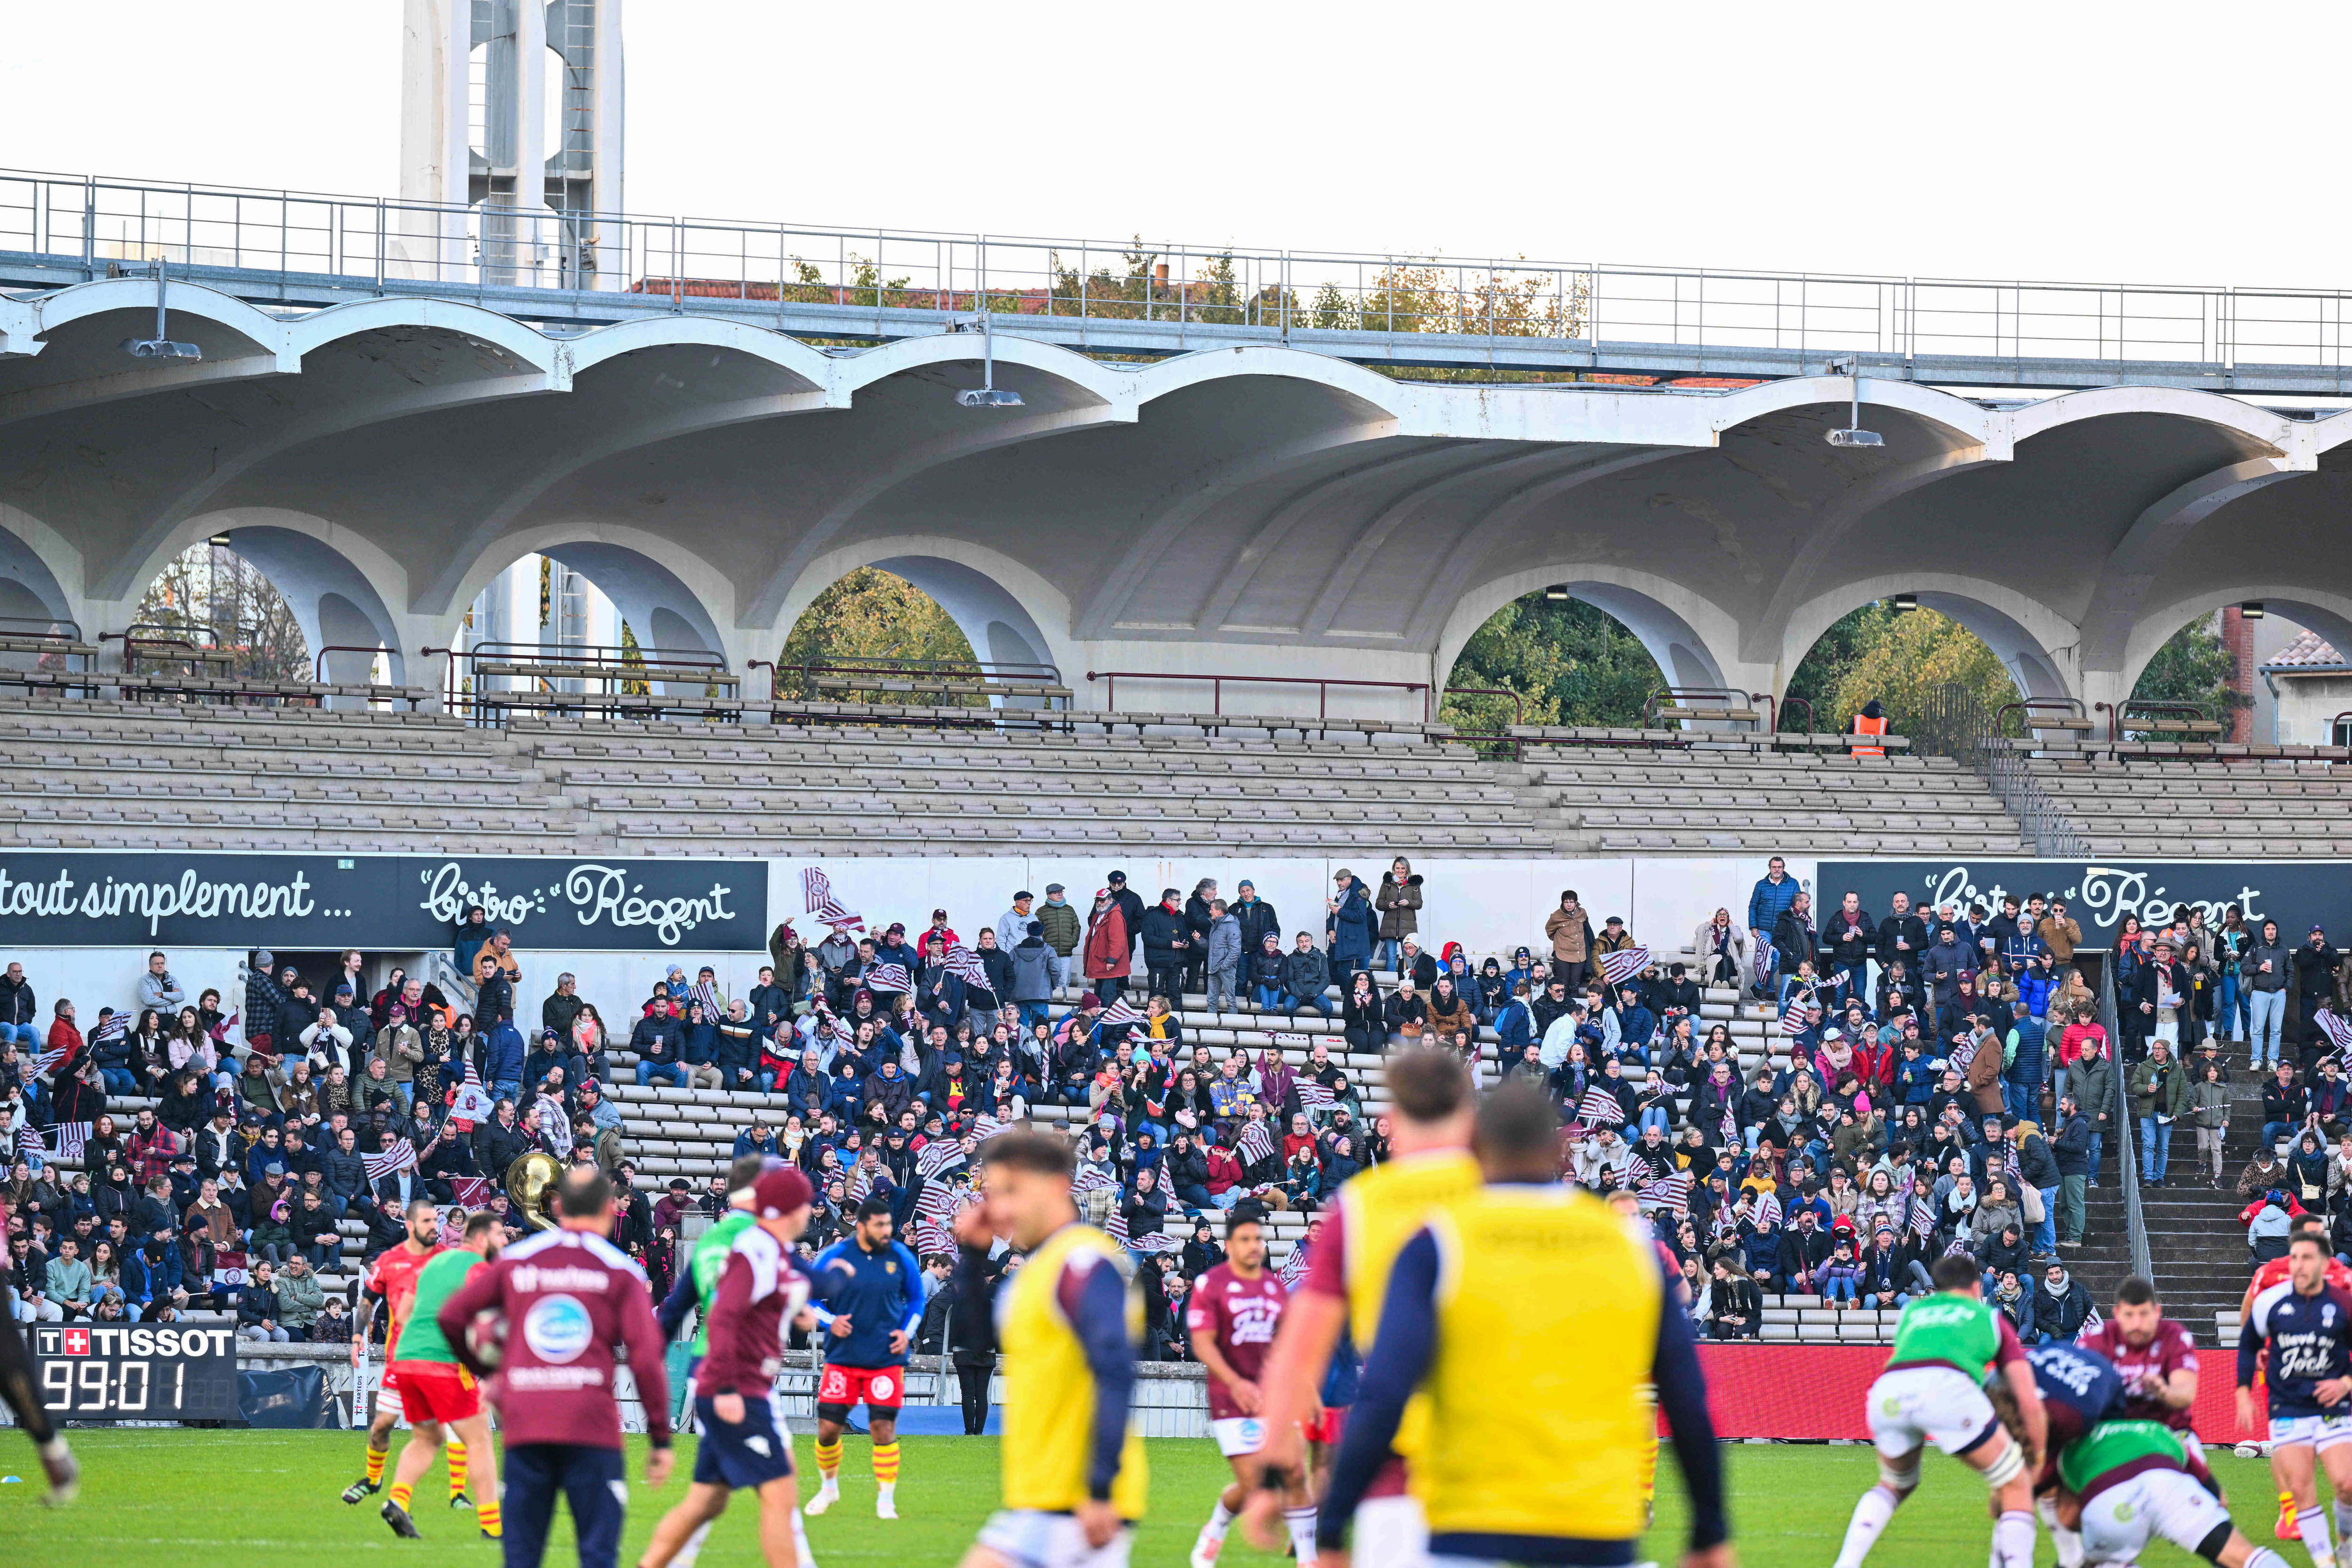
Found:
[1084,907,1131,981]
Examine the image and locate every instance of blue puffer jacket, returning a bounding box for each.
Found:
[1327,878,1376,964]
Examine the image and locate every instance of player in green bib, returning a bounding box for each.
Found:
[379,1212,505,1543]
[2057,1419,2284,1568]
[1836,1255,2047,1568]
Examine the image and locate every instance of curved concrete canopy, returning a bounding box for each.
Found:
[2,278,2347,713]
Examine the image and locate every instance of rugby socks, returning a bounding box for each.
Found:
[2035,1495,2082,1568]
[447,1437,469,1500]
[477,1497,502,1539]
[2300,1507,2337,1568]
[814,1437,842,1484]
[387,1482,414,1512]
[365,1443,388,1487]
[1993,1509,2034,1568]
[873,1440,900,1488]
[1199,1497,1235,1545]
[793,1510,819,1568]
[1284,1505,1318,1561]
[2337,1500,2352,1547]
[1833,1485,1900,1568]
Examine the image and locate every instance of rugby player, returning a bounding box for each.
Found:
[1832,1254,2047,1568]
[2237,1231,2352,1567]
[343,1201,455,1507]
[1245,1050,1477,1568]
[1186,1212,1314,1568]
[379,1210,504,1541]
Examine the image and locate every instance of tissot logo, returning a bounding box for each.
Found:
[62,1328,91,1355]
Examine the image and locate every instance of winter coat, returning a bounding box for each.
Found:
[2072,1052,2118,1126]
[1036,899,1082,957]
[1231,896,1282,958]
[1375,873,1424,941]
[1283,948,1331,1003]
[1691,918,1750,974]
[2243,938,2291,994]
[1327,880,1376,964]
[1084,906,1132,981]
[1010,937,1054,1003]
[1545,904,1595,965]
[1205,915,1243,976]
[1748,874,1802,947]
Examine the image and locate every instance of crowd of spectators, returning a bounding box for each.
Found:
[9,858,2347,1357]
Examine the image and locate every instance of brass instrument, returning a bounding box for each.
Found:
[506,1150,562,1231]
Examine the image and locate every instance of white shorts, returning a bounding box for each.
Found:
[1210,1417,1267,1459]
[1356,1495,1430,1568]
[976,1511,1134,1568]
[2076,1469,2229,1565]
[1865,1366,1999,1460]
[2270,1411,2352,1451]
[374,1367,403,1424]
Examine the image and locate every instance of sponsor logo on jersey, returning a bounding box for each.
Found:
[524,1294,594,1363]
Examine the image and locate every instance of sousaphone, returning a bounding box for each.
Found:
[506,1149,562,1231]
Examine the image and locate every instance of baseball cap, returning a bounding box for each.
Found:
[1107,870,1128,884]
[750,1166,813,1218]
[932,907,948,920]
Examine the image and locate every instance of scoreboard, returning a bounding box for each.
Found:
[32,1322,241,1421]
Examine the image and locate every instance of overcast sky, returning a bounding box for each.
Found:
[6,2,2346,287]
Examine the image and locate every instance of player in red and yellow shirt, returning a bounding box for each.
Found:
[379,1211,503,1542]
[1186,1214,1314,1568]
[341,1200,448,1507]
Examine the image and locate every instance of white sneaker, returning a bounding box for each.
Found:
[1190,1535,1225,1568]
[805,1486,839,1517]
[876,1494,898,1520]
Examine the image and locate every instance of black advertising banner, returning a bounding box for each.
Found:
[1818,859,2352,946]
[0,853,768,951]
[33,1321,241,1422]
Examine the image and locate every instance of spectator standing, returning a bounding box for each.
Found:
[1746,857,1801,989]
[1203,900,1241,1014]
[2130,1040,2186,1185]
[1229,881,1280,963]
[1544,889,1597,992]
[1034,884,1081,994]
[138,952,186,1016]
[2050,1094,2092,1249]
[1772,892,1817,987]
[1326,870,1375,982]
[2296,924,2342,1062]
[1374,857,1423,977]
[1084,889,1132,1004]
[2243,919,2290,1071]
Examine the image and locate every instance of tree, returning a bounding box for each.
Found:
[135,542,310,681]
[1790,603,2016,737]
[2130,614,2243,718]
[1441,594,1663,738]
[776,567,978,701]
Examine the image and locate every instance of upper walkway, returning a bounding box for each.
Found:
[8,167,2352,393]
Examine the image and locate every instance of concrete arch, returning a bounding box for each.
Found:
[1133,344,1422,427]
[444,523,743,668]
[1778,573,2079,706]
[0,501,84,624]
[2005,383,2304,459]
[2116,586,2352,710]
[32,277,288,361]
[834,330,1133,409]
[202,521,408,685]
[772,535,1084,694]
[1434,564,1747,702]
[563,315,836,388]
[283,295,559,380]
[1709,374,2001,446]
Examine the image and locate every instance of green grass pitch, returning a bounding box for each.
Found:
[0,1429,2277,1567]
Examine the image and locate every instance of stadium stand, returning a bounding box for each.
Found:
[0,692,2026,855]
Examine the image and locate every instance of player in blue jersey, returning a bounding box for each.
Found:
[2023,1341,2130,1568]
[805,1194,924,1520]
[2238,1232,2352,1567]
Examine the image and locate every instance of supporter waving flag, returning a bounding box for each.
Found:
[1237,1121,1277,1167]
[1104,1206,1179,1253]
[1780,997,1810,1037]
[362,1138,420,1182]
[1575,1086,1626,1127]
[1599,946,1652,987]
[916,1139,967,1180]
[2318,1006,2352,1057]
[1637,1170,1691,1217]
[1294,1079,1336,1110]
[863,962,912,995]
[941,944,989,988]
[47,1122,90,1163]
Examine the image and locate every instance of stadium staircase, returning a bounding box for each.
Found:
[2145,1074,2270,1346]
[0,696,2031,856]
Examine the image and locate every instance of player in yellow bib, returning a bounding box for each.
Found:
[952,1128,1148,1568]
[1246,1050,1477,1568]
[1317,1082,1732,1568]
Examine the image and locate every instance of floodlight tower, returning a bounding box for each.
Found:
[396,0,625,287]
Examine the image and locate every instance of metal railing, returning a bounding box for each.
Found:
[1086,669,1432,721]
[1915,683,2089,856]
[2099,955,2156,1286]
[770,654,1064,705]
[12,167,2352,380]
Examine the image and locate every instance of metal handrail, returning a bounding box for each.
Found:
[0,613,86,642]
[2095,699,2219,746]
[1776,695,1814,734]
[1086,670,1432,722]
[2099,956,2155,1286]
[21,165,2352,384]
[1642,685,1762,731]
[310,644,406,685]
[1919,682,2088,856]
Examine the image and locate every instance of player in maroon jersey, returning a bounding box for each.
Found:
[1185,1213,1317,1568]
[2077,1277,2203,1454]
